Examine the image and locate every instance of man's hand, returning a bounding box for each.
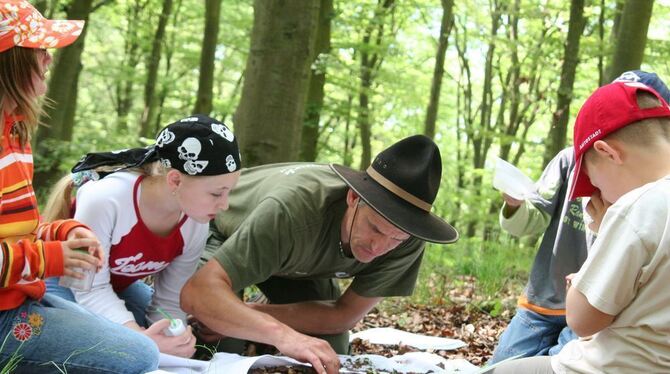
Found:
[586,190,611,233]
[275,330,340,374]
[188,316,226,343]
[502,193,524,217]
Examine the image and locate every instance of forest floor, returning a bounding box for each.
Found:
[247,275,517,373]
[351,275,516,367]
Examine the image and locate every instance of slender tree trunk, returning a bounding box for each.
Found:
[33,0,94,190]
[36,0,93,142]
[300,0,333,161]
[357,0,395,170]
[423,0,454,139]
[34,0,48,13]
[343,94,354,167]
[597,0,606,86]
[61,62,83,141]
[116,0,146,132]
[193,0,222,115]
[606,0,654,81]
[234,0,320,167]
[139,0,173,138]
[472,2,500,172]
[543,0,585,167]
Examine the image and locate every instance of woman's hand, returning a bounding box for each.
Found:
[144,319,197,358]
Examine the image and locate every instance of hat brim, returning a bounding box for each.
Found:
[17,20,84,50]
[330,164,458,244]
[568,154,596,200]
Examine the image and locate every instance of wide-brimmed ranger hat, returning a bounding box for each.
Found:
[0,0,84,53]
[330,135,458,244]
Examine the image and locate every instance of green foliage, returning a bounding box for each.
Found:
[411,235,536,306]
[0,332,23,374]
[31,0,670,304]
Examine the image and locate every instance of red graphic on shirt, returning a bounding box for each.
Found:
[108,176,186,293]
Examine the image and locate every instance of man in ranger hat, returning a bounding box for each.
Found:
[181,135,458,374]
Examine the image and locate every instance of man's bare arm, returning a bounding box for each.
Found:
[180,260,340,374]
[249,287,382,335]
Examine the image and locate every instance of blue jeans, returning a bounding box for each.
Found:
[489,307,577,364]
[0,293,158,373]
[46,278,154,328]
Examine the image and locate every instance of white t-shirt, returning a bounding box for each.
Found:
[73,172,208,325]
[552,176,670,373]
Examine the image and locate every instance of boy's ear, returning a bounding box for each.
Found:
[592,140,624,165]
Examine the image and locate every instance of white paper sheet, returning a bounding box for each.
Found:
[151,351,479,373]
[492,157,536,200]
[349,327,467,351]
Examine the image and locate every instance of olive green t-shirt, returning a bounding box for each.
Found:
[207,162,425,298]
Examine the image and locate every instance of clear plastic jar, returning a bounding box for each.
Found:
[58,248,94,291]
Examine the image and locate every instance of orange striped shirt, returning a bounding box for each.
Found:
[0,114,84,311]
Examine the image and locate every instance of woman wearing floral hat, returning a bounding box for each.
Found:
[0,1,158,372]
[44,114,242,358]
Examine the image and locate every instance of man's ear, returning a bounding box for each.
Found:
[165,169,183,192]
[592,139,624,165]
[346,188,360,207]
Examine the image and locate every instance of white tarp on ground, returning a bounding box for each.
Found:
[149,328,479,373]
[151,351,480,373]
[349,327,467,350]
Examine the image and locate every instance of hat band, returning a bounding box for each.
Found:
[366,166,432,212]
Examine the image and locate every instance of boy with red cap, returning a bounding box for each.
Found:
[490,81,670,373]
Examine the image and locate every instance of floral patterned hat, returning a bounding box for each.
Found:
[0,0,84,53]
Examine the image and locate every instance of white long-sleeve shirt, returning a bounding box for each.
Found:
[73,172,208,325]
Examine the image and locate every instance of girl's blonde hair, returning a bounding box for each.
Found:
[43,162,168,222]
[0,47,43,146]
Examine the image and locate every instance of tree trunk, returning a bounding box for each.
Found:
[139,0,173,138]
[36,0,93,142]
[299,0,333,162]
[34,0,48,13]
[423,0,454,139]
[33,0,94,190]
[116,0,146,132]
[606,0,654,81]
[193,0,222,115]
[60,62,83,141]
[597,0,606,86]
[357,0,395,170]
[343,94,354,167]
[543,0,585,167]
[233,0,320,167]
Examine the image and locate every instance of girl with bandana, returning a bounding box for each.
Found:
[44,114,242,357]
[0,1,159,372]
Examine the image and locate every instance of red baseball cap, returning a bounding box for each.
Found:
[0,0,84,53]
[569,81,670,200]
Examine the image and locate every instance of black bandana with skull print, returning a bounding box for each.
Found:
[72,114,241,176]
